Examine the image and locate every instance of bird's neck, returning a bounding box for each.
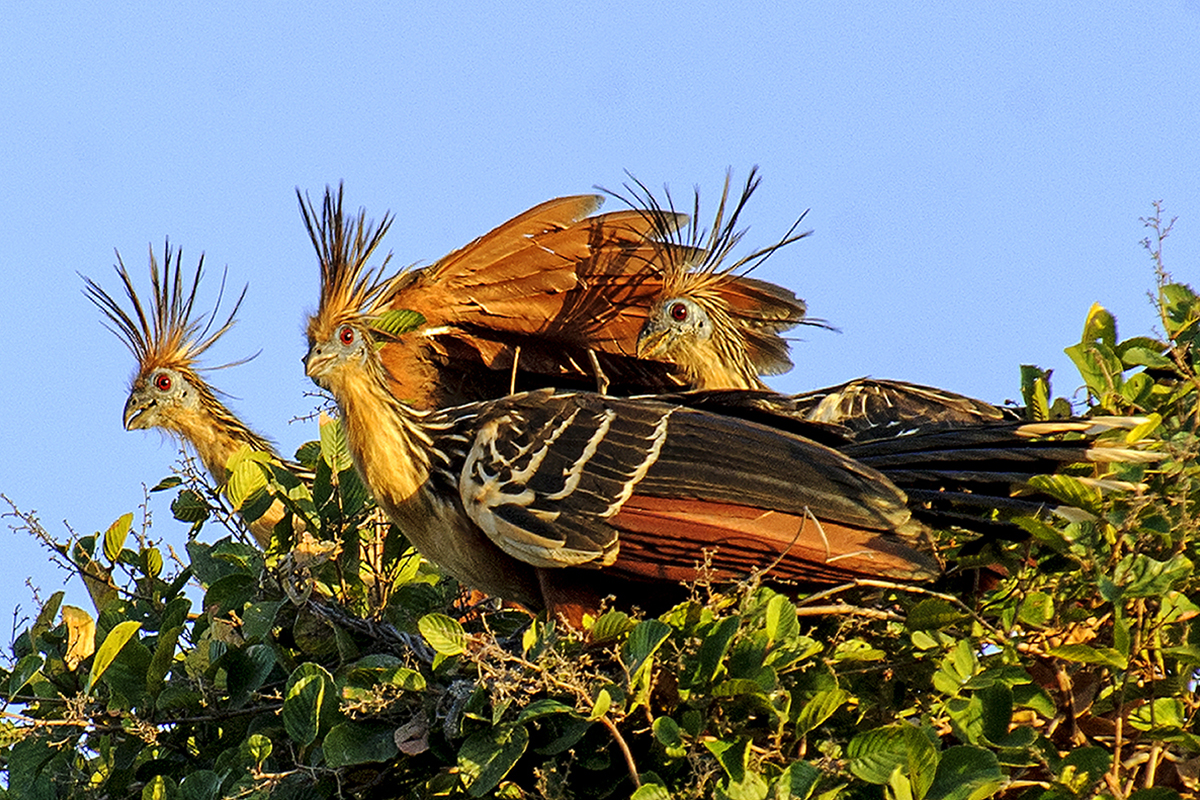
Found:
[334,363,434,511]
[330,360,543,608]
[680,342,766,391]
[170,404,276,485]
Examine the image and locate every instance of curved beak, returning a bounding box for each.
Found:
[635,325,671,360]
[304,345,333,387]
[123,394,152,431]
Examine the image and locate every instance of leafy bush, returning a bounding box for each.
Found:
[2,208,1197,799]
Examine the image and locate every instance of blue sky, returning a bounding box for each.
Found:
[2,3,1198,626]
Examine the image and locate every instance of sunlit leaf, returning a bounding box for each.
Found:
[62,605,95,671]
[87,620,142,693]
[371,308,426,338]
[795,689,849,736]
[418,613,466,656]
[102,512,133,563]
[848,725,939,798]
[283,663,340,746]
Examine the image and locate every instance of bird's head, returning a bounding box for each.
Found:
[611,167,817,387]
[636,296,714,361]
[124,363,204,431]
[83,241,251,437]
[300,183,399,395]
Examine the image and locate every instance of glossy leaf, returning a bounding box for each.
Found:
[102,512,133,563]
[86,620,141,693]
[458,723,529,798]
[418,612,466,656]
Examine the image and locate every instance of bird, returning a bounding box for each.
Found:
[300,191,1154,625]
[607,167,823,391]
[83,242,304,548]
[298,179,818,410]
[607,171,1037,435]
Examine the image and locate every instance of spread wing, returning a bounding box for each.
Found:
[452,390,937,585]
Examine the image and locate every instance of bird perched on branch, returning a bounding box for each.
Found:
[301,191,1155,624]
[607,168,824,391]
[302,195,937,617]
[83,243,301,548]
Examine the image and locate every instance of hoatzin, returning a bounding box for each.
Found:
[609,167,823,391]
[298,179,813,409]
[83,243,302,548]
[613,171,1030,435]
[301,191,1155,624]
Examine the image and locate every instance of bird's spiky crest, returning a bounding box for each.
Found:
[606,167,824,328]
[300,183,399,344]
[82,241,250,380]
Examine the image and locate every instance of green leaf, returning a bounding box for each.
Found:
[458,723,530,798]
[150,476,183,492]
[324,721,400,767]
[653,716,687,759]
[1128,697,1186,732]
[319,415,354,473]
[631,785,672,800]
[624,618,671,681]
[907,598,968,631]
[170,489,210,523]
[705,737,749,783]
[223,644,276,708]
[514,699,577,724]
[795,689,848,736]
[1020,365,1053,421]
[87,620,141,693]
[1047,643,1127,670]
[141,775,176,800]
[589,686,613,720]
[283,663,339,746]
[202,573,256,617]
[371,308,427,338]
[1011,516,1070,553]
[1026,474,1103,516]
[1016,592,1054,628]
[178,771,221,800]
[765,594,799,645]
[1080,303,1117,347]
[8,654,44,697]
[1127,790,1183,800]
[1113,553,1193,598]
[1120,344,1173,370]
[241,600,283,642]
[243,733,272,766]
[144,546,163,579]
[848,725,939,799]
[146,625,183,695]
[103,512,133,563]
[977,683,1013,745]
[926,746,1004,800]
[689,616,740,687]
[774,761,820,800]
[226,452,270,511]
[1054,747,1110,794]
[933,640,978,696]
[590,609,636,642]
[418,613,466,656]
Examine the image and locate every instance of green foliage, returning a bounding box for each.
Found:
[3,214,1198,797]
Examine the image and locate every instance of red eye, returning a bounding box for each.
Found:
[339,326,355,345]
[154,373,172,392]
[670,302,689,322]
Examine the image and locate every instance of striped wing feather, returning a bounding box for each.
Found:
[455,390,935,582]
